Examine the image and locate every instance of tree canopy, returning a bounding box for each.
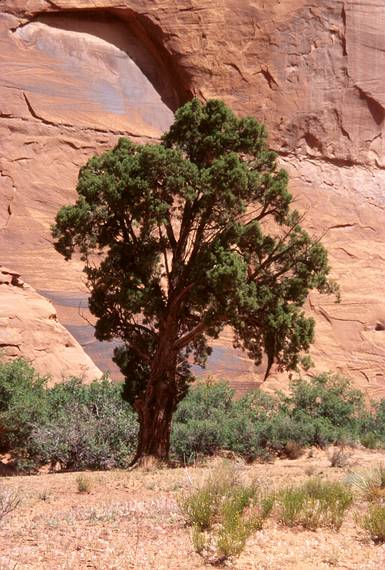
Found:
[52,98,337,462]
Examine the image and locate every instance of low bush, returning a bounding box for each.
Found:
[77,474,92,494]
[27,378,138,471]
[171,374,367,462]
[360,504,385,542]
[0,358,138,471]
[5,357,385,470]
[278,478,353,530]
[329,447,350,468]
[347,465,385,502]
[0,358,49,453]
[360,432,381,450]
[179,462,272,563]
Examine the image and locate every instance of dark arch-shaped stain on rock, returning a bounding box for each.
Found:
[34,10,191,111]
[13,9,192,137]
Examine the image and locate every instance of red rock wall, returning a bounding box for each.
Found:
[0,266,101,382]
[1,1,385,395]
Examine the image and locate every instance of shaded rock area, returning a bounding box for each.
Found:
[0,266,101,383]
[1,1,385,395]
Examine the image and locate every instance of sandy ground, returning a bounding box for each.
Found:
[1,448,385,569]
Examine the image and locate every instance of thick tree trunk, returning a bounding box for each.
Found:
[131,332,178,466]
[133,384,176,464]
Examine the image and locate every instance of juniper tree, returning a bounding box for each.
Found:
[52,99,336,464]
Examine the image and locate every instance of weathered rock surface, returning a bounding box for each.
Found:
[1,1,385,395]
[0,266,101,383]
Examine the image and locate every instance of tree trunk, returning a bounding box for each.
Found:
[131,333,178,466]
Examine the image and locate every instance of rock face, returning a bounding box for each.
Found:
[1,1,385,395]
[0,266,102,383]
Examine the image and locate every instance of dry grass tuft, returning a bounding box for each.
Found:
[76,474,92,494]
[179,461,273,564]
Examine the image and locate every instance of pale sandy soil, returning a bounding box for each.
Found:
[1,448,385,569]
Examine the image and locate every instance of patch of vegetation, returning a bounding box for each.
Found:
[0,358,48,453]
[328,446,350,468]
[3,357,385,471]
[277,478,353,530]
[360,504,385,542]
[0,359,138,471]
[179,462,272,564]
[347,465,385,502]
[0,487,20,521]
[360,432,382,450]
[171,374,368,463]
[28,378,138,471]
[76,474,92,494]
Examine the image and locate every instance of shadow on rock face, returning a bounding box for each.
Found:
[11,10,180,136]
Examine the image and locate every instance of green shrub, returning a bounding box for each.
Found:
[278,478,353,530]
[0,358,49,453]
[173,381,235,424]
[179,462,271,563]
[360,432,381,450]
[361,504,385,542]
[221,415,265,462]
[287,374,364,427]
[27,378,138,470]
[171,418,225,462]
[278,486,306,527]
[171,376,368,462]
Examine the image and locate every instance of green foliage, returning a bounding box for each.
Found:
[171,374,366,462]
[28,378,138,470]
[179,462,271,563]
[171,381,239,461]
[0,358,137,471]
[278,478,353,530]
[6,356,385,470]
[278,486,306,527]
[52,98,336,459]
[360,432,381,450]
[360,504,385,542]
[287,373,364,427]
[0,358,48,453]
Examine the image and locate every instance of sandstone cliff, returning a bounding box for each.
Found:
[1,1,385,395]
[0,266,101,382]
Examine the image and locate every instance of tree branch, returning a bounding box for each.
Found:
[175,320,207,350]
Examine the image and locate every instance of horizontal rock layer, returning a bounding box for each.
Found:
[1,1,385,396]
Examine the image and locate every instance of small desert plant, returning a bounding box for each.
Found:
[179,462,272,563]
[76,474,91,494]
[278,478,352,530]
[360,432,381,450]
[278,486,307,527]
[0,487,20,520]
[284,440,304,459]
[347,464,385,502]
[329,446,350,468]
[360,504,385,542]
[38,489,49,501]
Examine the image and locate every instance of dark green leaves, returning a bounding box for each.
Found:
[52,98,336,400]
